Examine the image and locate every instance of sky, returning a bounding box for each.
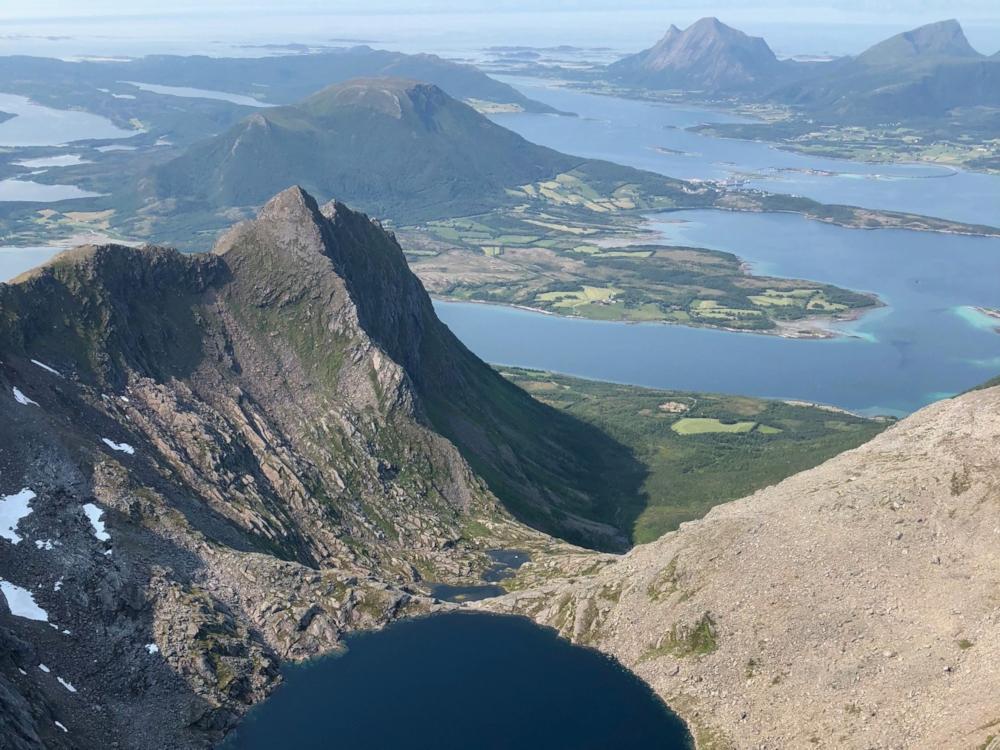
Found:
[1,1,998,59]
[4,1,1000,22]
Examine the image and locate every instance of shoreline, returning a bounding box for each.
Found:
[508,73,1000,180]
[432,294,879,340]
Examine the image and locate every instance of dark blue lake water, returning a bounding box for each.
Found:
[219,613,692,750]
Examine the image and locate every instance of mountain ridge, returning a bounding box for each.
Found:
[481,382,1000,748]
[856,19,982,66]
[608,17,790,92]
[143,79,578,231]
[0,187,642,748]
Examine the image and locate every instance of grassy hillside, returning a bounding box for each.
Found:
[501,367,890,543]
[147,79,573,227]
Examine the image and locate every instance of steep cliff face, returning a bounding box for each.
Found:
[483,385,1000,749]
[0,187,632,748]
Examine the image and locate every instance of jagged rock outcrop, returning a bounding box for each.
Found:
[481,385,1000,749]
[0,187,629,748]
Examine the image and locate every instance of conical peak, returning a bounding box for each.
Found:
[257,185,323,225]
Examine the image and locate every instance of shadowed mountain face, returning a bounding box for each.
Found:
[139,77,705,245]
[855,19,982,66]
[607,17,792,92]
[146,79,576,227]
[608,17,1000,122]
[776,19,1000,119]
[0,187,645,748]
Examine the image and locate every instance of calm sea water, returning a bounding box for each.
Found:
[0,92,138,147]
[436,209,1000,416]
[490,79,1000,228]
[0,246,61,279]
[1,14,997,742]
[0,11,998,61]
[219,613,692,750]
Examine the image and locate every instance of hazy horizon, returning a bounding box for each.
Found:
[1,3,1000,61]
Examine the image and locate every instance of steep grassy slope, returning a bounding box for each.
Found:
[501,368,888,542]
[148,79,573,226]
[775,20,1000,120]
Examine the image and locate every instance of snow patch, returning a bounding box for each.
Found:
[35,539,56,550]
[30,359,62,377]
[53,578,63,592]
[0,580,49,622]
[57,677,77,693]
[55,721,68,733]
[81,503,110,542]
[145,643,159,654]
[0,488,35,544]
[38,664,50,673]
[101,438,135,454]
[18,668,26,675]
[12,387,38,406]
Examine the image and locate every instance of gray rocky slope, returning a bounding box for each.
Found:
[4,184,997,749]
[481,384,1000,749]
[0,187,623,748]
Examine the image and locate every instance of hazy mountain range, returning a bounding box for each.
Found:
[609,17,1000,120]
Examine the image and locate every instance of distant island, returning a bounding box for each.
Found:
[506,18,1000,175]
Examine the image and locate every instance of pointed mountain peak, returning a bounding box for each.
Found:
[692,16,725,29]
[257,184,323,224]
[213,185,331,271]
[685,17,748,40]
[609,17,779,91]
[858,19,981,65]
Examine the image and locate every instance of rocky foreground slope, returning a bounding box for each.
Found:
[481,385,1000,749]
[0,187,633,749]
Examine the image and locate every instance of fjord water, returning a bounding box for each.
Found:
[0,92,138,147]
[0,246,61,280]
[220,613,692,750]
[424,81,1000,416]
[491,78,1000,228]
[437,209,1000,416]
